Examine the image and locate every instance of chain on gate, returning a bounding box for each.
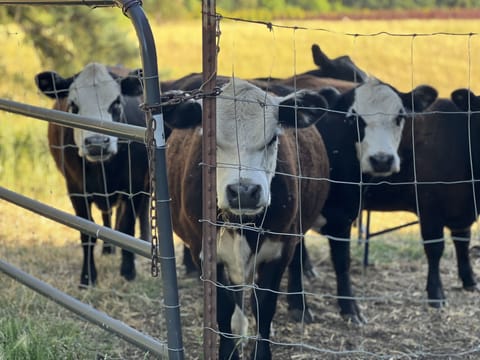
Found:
[147,12,222,276]
[145,88,222,277]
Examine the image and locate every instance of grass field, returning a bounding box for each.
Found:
[2,14,480,359]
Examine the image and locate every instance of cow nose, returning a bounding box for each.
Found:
[226,183,261,209]
[369,153,394,173]
[85,135,111,156]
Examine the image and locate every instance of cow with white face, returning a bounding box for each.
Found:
[346,78,406,176]
[165,78,330,360]
[67,64,122,161]
[302,77,438,324]
[35,63,149,287]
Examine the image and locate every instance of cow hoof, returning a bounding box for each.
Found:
[428,298,446,308]
[289,308,315,323]
[463,283,480,292]
[79,272,97,288]
[303,266,319,280]
[341,312,368,325]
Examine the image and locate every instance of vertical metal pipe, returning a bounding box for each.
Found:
[118,2,184,359]
[202,1,218,359]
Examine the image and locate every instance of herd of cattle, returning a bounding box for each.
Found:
[34,44,480,360]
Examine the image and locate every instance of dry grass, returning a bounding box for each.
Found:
[2,15,480,359]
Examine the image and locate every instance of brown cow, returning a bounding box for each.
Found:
[164,78,330,359]
[35,63,149,287]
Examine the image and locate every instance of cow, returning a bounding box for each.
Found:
[284,78,437,324]
[356,89,480,310]
[254,43,368,86]
[35,62,149,287]
[163,43,364,97]
[307,43,368,82]
[164,78,330,359]
[171,45,364,277]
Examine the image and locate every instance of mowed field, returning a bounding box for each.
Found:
[2,13,480,359]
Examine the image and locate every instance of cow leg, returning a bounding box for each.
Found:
[101,210,115,254]
[328,233,365,324]
[183,245,199,276]
[451,227,477,290]
[70,196,97,287]
[138,195,151,243]
[420,222,446,307]
[115,201,138,281]
[287,241,314,323]
[217,263,240,360]
[250,258,286,360]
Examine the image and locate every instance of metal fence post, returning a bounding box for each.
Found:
[202,1,218,359]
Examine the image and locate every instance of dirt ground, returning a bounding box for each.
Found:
[1,199,480,359]
[172,234,480,360]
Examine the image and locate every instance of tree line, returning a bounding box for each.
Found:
[215,0,480,12]
[1,1,478,77]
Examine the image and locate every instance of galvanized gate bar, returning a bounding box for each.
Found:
[118,1,185,359]
[0,259,167,357]
[0,98,146,143]
[0,186,151,258]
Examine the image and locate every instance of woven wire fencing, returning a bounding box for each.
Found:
[178,12,480,359]
[1,4,480,360]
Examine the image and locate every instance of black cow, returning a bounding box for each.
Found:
[35,63,149,287]
[297,79,438,323]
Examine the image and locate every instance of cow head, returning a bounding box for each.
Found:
[333,78,437,177]
[163,78,328,217]
[35,63,143,162]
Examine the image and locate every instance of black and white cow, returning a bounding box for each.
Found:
[35,62,149,287]
[357,92,480,311]
[300,79,437,323]
[165,78,330,359]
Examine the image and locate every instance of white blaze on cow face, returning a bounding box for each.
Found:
[216,79,281,216]
[348,78,406,176]
[68,63,121,162]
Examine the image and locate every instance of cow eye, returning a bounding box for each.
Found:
[266,135,278,148]
[69,102,79,114]
[109,97,121,110]
[395,113,406,126]
[109,97,123,118]
[346,109,357,125]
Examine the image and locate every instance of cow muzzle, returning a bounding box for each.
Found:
[368,152,398,176]
[83,135,115,162]
[226,182,263,215]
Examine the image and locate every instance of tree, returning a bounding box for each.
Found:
[3,6,139,74]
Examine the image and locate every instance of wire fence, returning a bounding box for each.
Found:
[1,3,480,360]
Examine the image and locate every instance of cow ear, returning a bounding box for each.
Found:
[120,68,144,97]
[318,86,341,109]
[451,88,480,111]
[278,90,328,128]
[35,71,73,99]
[162,97,202,129]
[311,44,330,68]
[400,85,438,112]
